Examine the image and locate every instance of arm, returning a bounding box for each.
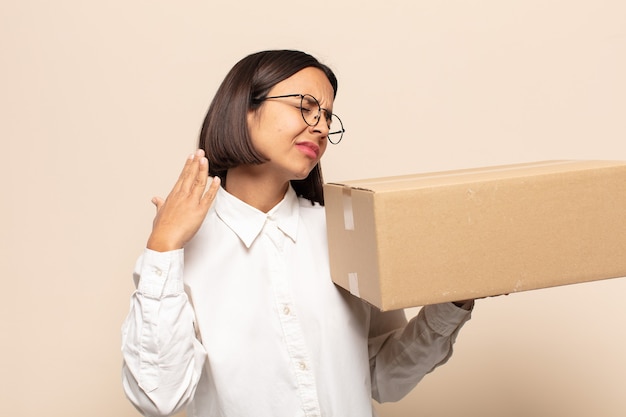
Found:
[368,302,473,403]
[121,249,205,416]
[121,150,220,416]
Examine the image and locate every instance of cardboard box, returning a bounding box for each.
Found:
[324,160,626,310]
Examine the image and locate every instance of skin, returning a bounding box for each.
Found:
[228,67,333,212]
[147,67,334,252]
[147,150,221,252]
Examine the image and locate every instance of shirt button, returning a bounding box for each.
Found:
[153,267,162,276]
[283,305,291,315]
[299,361,307,370]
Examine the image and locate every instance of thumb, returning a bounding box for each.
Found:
[151,196,165,212]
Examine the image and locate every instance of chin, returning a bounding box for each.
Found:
[292,172,309,180]
[291,167,314,180]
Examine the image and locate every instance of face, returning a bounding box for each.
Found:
[246,67,335,182]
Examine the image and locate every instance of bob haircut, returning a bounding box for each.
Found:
[198,50,338,205]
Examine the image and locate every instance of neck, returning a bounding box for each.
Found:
[225,166,290,213]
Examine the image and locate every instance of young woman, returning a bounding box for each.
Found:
[121,50,473,417]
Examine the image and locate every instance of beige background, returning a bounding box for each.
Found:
[2,1,625,416]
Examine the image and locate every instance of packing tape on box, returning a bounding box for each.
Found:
[348,272,360,297]
[342,187,355,230]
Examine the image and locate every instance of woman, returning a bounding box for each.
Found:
[121,50,473,417]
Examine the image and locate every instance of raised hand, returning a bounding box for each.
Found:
[147,149,221,252]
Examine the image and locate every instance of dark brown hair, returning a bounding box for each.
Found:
[198,50,338,205]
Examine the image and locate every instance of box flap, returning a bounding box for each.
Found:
[327,160,626,193]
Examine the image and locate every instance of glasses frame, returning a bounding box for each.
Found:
[258,93,345,144]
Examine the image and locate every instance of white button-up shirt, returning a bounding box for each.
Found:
[122,186,472,417]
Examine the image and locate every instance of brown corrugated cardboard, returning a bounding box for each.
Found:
[324,160,626,311]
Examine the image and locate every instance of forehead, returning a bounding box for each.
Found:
[269,67,335,106]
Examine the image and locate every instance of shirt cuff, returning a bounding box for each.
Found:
[137,248,185,298]
[423,302,472,337]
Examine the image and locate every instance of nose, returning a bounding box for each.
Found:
[309,113,330,142]
[309,125,329,146]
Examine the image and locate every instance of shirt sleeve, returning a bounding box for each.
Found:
[121,248,207,416]
[368,302,472,403]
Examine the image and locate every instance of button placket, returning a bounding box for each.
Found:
[263,220,321,416]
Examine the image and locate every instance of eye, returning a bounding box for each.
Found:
[301,95,319,112]
[300,105,314,114]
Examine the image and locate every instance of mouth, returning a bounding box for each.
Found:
[295,141,320,159]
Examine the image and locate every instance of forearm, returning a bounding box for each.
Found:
[121,249,206,416]
[370,303,472,403]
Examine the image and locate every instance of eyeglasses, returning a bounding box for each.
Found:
[258,93,345,144]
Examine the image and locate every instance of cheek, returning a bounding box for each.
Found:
[267,115,304,141]
[284,118,307,137]
[318,141,328,159]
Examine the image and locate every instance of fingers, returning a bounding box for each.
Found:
[147,149,219,252]
[151,196,165,212]
[174,149,207,194]
[191,153,210,196]
[170,148,217,206]
[201,176,221,208]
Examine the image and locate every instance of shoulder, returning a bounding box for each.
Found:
[298,197,326,222]
[297,198,329,241]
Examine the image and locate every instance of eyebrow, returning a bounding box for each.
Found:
[301,95,333,114]
[301,95,317,106]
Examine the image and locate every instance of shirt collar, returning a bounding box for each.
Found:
[214,185,300,248]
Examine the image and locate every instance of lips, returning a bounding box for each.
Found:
[295,141,320,159]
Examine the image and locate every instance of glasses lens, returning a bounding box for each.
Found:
[300,94,321,126]
[328,114,345,144]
